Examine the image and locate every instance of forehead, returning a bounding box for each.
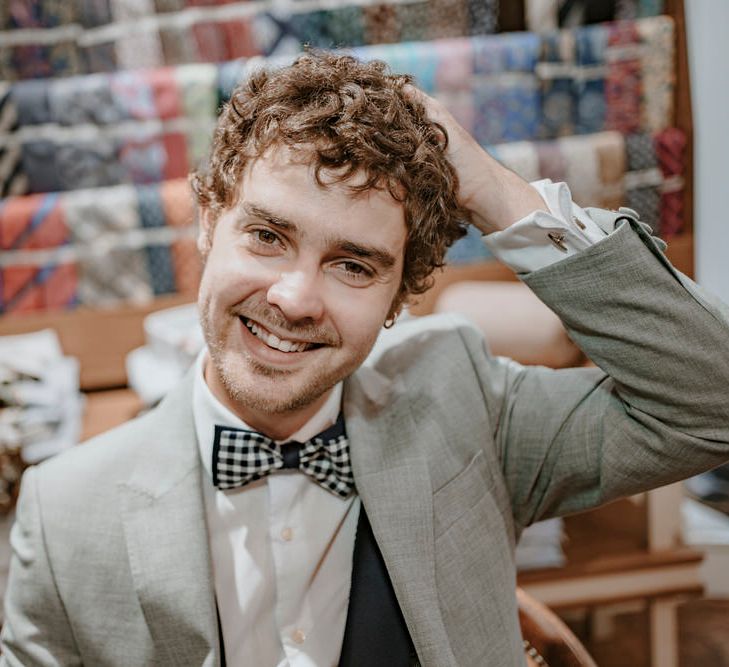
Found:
[243,143,391,198]
[238,145,408,254]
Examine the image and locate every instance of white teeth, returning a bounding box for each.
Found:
[244,319,310,353]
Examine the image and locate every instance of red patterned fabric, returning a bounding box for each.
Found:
[0,192,77,313]
[160,179,201,295]
[148,67,184,120]
[3,263,78,314]
[221,19,259,59]
[192,22,230,63]
[655,126,686,237]
[605,21,642,133]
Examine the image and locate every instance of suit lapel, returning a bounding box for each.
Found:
[118,374,219,667]
[344,367,458,667]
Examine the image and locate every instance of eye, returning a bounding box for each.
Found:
[336,260,375,284]
[246,227,284,254]
[254,229,280,245]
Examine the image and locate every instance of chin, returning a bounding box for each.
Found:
[216,357,336,415]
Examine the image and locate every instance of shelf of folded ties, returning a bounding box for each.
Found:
[0,13,684,317]
[445,127,687,268]
[0,0,666,82]
[2,16,675,189]
[0,178,201,316]
[0,121,689,318]
[0,0,500,82]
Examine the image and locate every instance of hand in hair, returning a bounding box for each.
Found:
[404,86,547,235]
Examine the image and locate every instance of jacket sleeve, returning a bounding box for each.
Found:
[462,213,729,528]
[1,467,82,666]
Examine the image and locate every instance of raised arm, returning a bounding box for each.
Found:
[411,86,729,525]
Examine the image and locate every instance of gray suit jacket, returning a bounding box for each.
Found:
[3,215,729,666]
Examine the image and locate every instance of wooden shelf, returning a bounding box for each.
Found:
[81,389,144,441]
[518,498,704,610]
[0,293,193,391]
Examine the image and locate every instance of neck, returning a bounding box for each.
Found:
[239,399,331,442]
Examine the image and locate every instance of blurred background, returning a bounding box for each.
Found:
[0,0,728,664]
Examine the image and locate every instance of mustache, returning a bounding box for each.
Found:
[234,304,341,346]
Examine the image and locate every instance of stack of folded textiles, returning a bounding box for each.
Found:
[0,329,83,512]
[0,63,220,196]
[0,0,499,81]
[0,14,684,311]
[0,16,677,195]
[446,127,686,265]
[0,179,200,314]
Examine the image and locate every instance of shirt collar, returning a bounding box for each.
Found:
[192,348,343,481]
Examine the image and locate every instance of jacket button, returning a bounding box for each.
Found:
[618,206,641,220]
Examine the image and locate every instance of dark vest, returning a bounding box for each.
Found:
[218,504,418,666]
[339,504,418,666]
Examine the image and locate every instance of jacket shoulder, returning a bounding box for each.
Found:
[359,313,491,385]
[368,313,484,360]
[30,374,194,506]
[29,408,157,504]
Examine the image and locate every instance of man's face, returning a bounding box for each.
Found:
[197,145,407,436]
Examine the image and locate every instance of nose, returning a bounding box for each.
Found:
[266,269,325,323]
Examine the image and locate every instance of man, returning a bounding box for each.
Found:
[2,52,729,666]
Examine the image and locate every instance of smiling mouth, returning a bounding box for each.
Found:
[242,317,321,353]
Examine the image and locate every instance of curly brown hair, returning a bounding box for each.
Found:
[191,51,469,308]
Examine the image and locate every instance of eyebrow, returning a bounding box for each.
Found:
[336,239,397,270]
[243,203,296,231]
[242,202,398,270]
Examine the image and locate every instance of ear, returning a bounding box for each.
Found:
[197,207,215,255]
[386,293,406,323]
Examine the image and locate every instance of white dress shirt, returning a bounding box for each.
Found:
[193,180,608,666]
[193,358,360,667]
[485,179,608,273]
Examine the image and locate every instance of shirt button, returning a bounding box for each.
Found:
[292,629,306,644]
[281,527,294,541]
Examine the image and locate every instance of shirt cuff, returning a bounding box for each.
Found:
[483,179,608,274]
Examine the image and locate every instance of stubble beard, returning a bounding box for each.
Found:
[199,297,372,417]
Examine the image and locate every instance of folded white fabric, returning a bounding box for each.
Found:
[0,329,83,463]
[126,302,203,406]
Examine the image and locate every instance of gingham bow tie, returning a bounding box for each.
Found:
[212,414,354,498]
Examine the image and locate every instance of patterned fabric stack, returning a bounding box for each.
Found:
[494,128,684,229]
[533,16,674,138]
[0,179,200,315]
[0,16,675,197]
[0,329,83,503]
[0,13,684,310]
[0,0,499,81]
[525,0,665,33]
[445,127,685,264]
[0,63,219,197]
[0,192,77,313]
[350,33,542,146]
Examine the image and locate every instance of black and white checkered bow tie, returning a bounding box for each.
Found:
[212,414,354,498]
